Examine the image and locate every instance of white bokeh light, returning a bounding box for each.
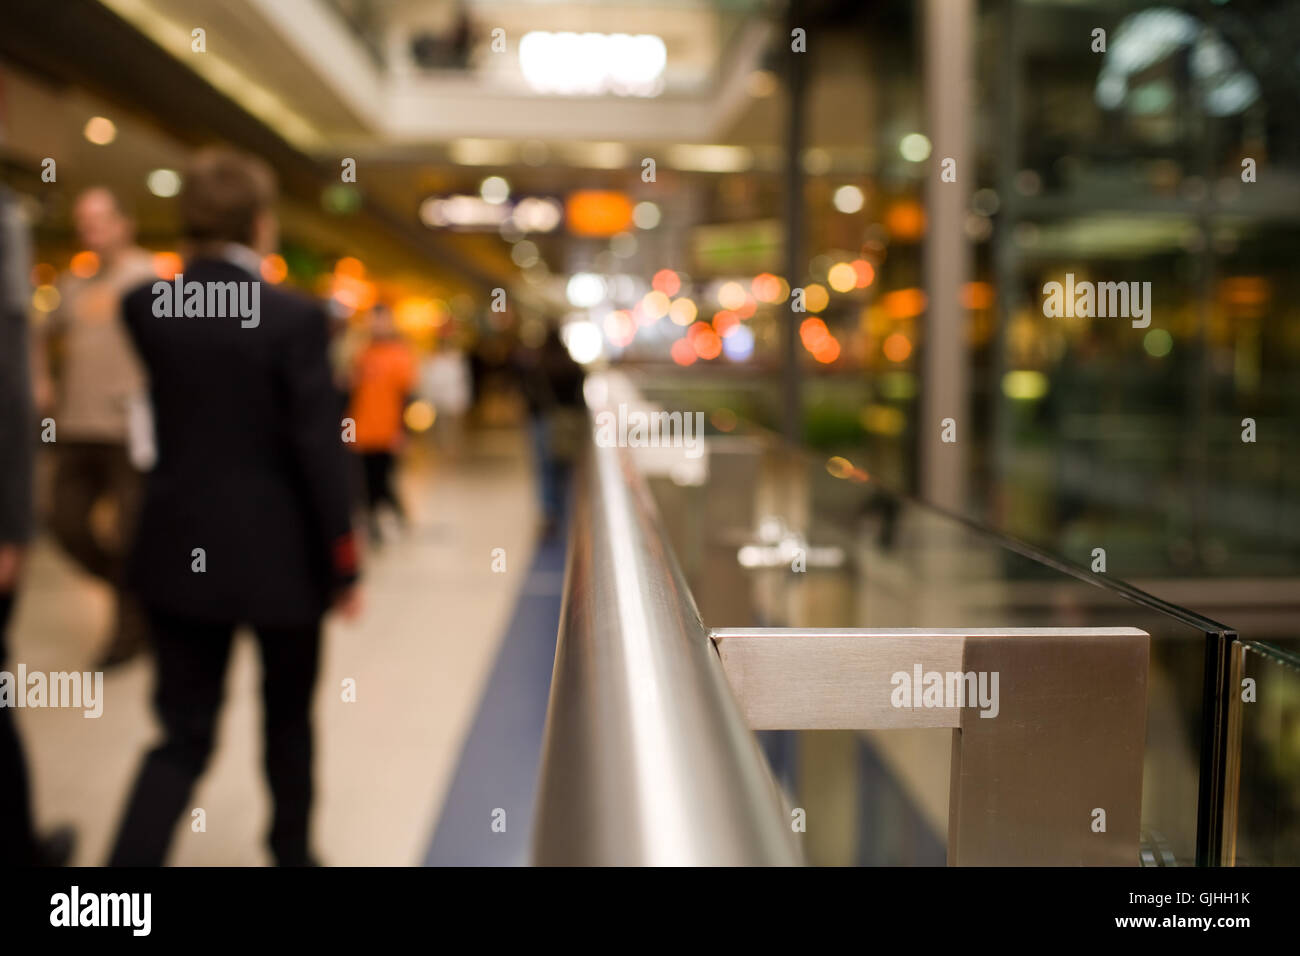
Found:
[147,169,182,198]
[566,272,607,308]
[832,185,864,214]
[519,32,666,97]
[899,133,932,162]
[633,201,661,229]
[480,176,510,205]
[562,320,604,365]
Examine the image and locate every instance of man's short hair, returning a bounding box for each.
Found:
[179,147,276,245]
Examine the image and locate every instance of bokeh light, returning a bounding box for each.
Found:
[899,133,932,162]
[722,324,755,361]
[403,401,437,431]
[1143,328,1174,357]
[712,310,739,337]
[670,337,697,366]
[260,254,288,283]
[641,290,670,320]
[633,201,661,229]
[669,297,697,326]
[751,273,783,303]
[851,259,875,288]
[32,285,60,313]
[803,283,829,313]
[833,185,865,213]
[146,169,181,198]
[718,281,747,310]
[563,320,604,364]
[603,310,638,347]
[827,262,857,293]
[70,251,99,278]
[83,116,116,145]
[479,176,510,204]
[882,331,913,363]
[153,252,183,280]
[652,269,681,296]
[882,287,927,319]
[800,317,829,350]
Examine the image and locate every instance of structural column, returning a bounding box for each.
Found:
[920,0,974,511]
[781,3,807,445]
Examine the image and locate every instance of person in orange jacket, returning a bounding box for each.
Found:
[346,304,416,543]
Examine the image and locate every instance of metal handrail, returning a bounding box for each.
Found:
[532,373,799,865]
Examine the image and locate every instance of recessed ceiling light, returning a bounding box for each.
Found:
[84,116,117,145]
[146,169,182,198]
[480,176,510,205]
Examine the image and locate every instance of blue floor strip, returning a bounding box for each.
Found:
[422,523,566,867]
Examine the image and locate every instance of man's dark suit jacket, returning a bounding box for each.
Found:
[122,256,357,627]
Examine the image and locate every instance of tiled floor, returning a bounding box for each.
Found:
[10,427,539,866]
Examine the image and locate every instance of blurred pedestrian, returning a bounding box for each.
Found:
[418,343,471,459]
[345,304,416,544]
[32,188,155,668]
[107,147,360,867]
[0,185,74,866]
[517,324,585,539]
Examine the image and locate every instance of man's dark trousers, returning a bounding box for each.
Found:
[107,609,322,866]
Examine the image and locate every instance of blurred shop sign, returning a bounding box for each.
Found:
[566,190,634,237]
[420,194,563,232]
[691,219,781,274]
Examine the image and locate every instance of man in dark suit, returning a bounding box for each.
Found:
[1,184,75,866]
[107,148,360,866]
[0,186,39,864]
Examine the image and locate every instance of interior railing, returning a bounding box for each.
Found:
[533,371,1278,866]
[531,373,799,865]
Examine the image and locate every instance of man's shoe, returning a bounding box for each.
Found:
[36,826,76,866]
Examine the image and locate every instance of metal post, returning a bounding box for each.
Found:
[781,3,807,445]
[920,0,974,512]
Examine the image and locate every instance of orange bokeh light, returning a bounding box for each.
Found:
[800,317,829,350]
[712,310,740,337]
[882,331,913,362]
[813,336,841,364]
[752,273,782,303]
[70,251,99,278]
[962,281,994,310]
[689,323,722,360]
[882,287,927,319]
[334,256,365,279]
[885,201,926,241]
[851,259,875,288]
[566,190,634,238]
[670,338,697,366]
[261,254,289,284]
[153,252,183,280]
[332,275,377,312]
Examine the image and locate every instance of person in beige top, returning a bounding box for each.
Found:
[33,188,156,667]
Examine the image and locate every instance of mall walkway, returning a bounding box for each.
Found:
[10,426,549,865]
